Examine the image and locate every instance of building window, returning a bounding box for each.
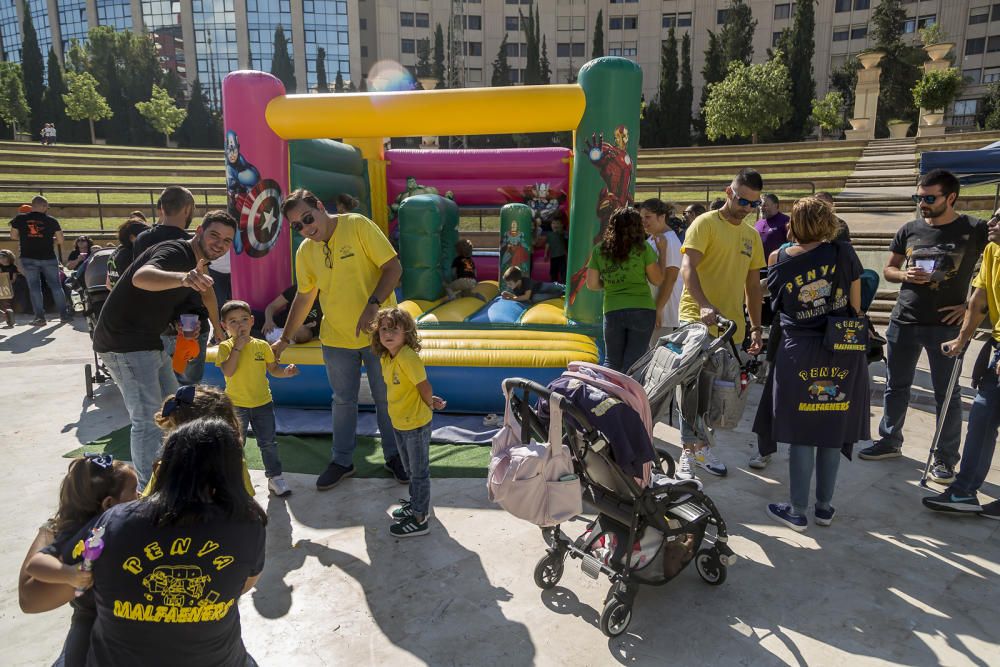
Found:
[984,66,1000,83]
[58,0,89,56]
[463,41,482,56]
[506,16,519,31]
[624,16,637,29]
[556,42,584,57]
[774,4,791,20]
[677,12,691,27]
[901,18,916,33]
[970,7,989,24]
[917,14,936,29]
[963,67,982,83]
[508,68,520,83]
[96,0,133,31]
[462,15,481,30]
[993,4,1000,21]
[416,12,429,28]
[989,35,1000,52]
[772,32,783,47]
[717,9,728,24]
[851,25,867,39]
[953,99,978,115]
[247,0,293,75]
[400,11,413,27]
[967,37,986,54]
[833,28,850,42]
[360,17,366,29]
[361,45,368,57]
[401,38,415,54]
[854,0,870,9]
[302,0,351,92]
[193,0,239,106]
[467,67,482,83]
[662,13,675,28]
[506,42,526,57]
[572,15,585,30]
[835,0,851,12]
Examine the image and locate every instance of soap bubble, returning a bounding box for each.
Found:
[366,61,417,92]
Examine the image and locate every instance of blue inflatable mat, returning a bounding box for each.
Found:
[465,297,526,324]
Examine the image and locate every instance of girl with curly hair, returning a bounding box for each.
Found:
[586,206,667,371]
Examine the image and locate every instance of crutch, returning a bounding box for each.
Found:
[918,344,966,489]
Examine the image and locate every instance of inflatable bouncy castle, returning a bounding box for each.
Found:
[209,57,642,412]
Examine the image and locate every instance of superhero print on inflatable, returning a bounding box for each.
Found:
[497,182,567,226]
[225,129,283,258]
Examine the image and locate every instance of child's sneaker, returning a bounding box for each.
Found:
[675,449,696,480]
[268,476,291,497]
[748,453,771,470]
[391,499,413,520]
[4,309,13,327]
[814,505,836,526]
[767,503,807,532]
[390,514,430,538]
[694,446,728,477]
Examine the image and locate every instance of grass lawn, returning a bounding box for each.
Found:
[638,156,861,170]
[0,148,219,163]
[0,160,219,173]
[0,190,226,206]
[959,183,1000,197]
[637,170,852,183]
[0,172,224,185]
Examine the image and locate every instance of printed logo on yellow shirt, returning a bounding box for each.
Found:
[254,350,265,361]
[339,245,355,260]
[741,238,753,258]
[392,371,400,385]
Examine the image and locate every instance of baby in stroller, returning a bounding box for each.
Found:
[499,364,736,638]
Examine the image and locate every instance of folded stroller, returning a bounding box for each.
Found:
[73,248,115,399]
[501,375,736,638]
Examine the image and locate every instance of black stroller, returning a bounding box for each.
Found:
[503,377,736,638]
[69,248,115,399]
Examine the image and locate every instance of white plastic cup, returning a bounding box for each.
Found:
[179,313,198,338]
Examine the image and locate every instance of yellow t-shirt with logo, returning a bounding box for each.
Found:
[295,213,398,349]
[678,210,766,343]
[380,346,433,431]
[215,337,274,409]
[972,242,1000,343]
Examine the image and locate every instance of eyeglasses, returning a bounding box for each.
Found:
[736,197,762,209]
[85,452,114,469]
[321,243,333,269]
[290,213,317,233]
[912,194,939,205]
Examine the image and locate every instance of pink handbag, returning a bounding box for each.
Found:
[487,387,582,527]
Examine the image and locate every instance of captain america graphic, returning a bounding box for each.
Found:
[225,129,282,258]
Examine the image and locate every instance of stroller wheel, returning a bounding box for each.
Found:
[84,364,94,401]
[599,598,632,637]
[533,551,565,590]
[695,549,727,586]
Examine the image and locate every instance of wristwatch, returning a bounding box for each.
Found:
[367,295,381,306]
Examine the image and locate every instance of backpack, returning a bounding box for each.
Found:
[487,385,582,527]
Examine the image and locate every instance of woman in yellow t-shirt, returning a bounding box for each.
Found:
[370,308,446,538]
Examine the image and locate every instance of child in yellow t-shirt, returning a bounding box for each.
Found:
[371,307,446,538]
[217,300,299,497]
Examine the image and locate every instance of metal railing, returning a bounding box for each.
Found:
[0,184,226,231]
[644,179,818,203]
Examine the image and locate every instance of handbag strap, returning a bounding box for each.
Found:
[545,394,565,458]
[833,242,860,318]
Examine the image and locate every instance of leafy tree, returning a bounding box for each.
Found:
[540,36,551,85]
[491,33,512,86]
[65,38,88,74]
[811,91,845,140]
[20,1,44,136]
[433,24,446,84]
[416,38,431,79]
[592,9,604,58]
[135,84,186,146]
[176,78,218,148]
[783,0,816,140]
[830,56,860,128]
[315,47,328,92]
[705,56,792,144]
[719,0,756,68]
[334,70,345,93]
[977,81,1000,130]
[0,63,30,138]
[912,68,964,112]
[63,71,112,144]
[270,26,296,93]
[871,0,924,137]
[678,32,693,146]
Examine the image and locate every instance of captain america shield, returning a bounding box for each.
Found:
[239,179,283,258]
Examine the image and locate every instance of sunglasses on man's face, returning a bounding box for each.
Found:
[290,213,317,232]
[736,197,762,209]
[912,194,941,205]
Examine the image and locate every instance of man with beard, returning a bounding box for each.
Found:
[93,210,237,489]
[860,170,989,484]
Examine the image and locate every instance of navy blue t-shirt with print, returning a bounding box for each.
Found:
[768,242,862,334]
[71,500,265,667]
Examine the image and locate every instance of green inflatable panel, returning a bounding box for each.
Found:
[565,57,642,326]
[439,197,460,281]
[499,203,533,280]
[398,194,448,301]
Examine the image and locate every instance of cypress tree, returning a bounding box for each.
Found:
[177,78,218,148]
[520,8,540,85]
[315,47,328,92]
[698,31,726,143]
[592,9,604,58]
[432,24,445,85]
[785,0,816,139]
[334,70,344,93]
[540,35,551,85]
[871,0,923,137]
[679,32,693,146]
[270,26,297,93]
[42,47,70,140]
[719,0,756,67]
[658,27,679,146]
[20,1,45,136]
[491,33,511,86]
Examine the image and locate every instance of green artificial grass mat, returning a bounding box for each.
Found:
[65,426,490,478]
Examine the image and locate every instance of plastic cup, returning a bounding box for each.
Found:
[179,314,198,338]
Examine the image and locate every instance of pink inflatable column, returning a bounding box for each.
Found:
[222,71,290,310]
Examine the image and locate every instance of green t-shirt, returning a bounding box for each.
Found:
[588,242,657,313]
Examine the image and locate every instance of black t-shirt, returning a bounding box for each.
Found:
[10,212,61,260]
[278,285,322,329]
[133,224,190,257]
[106,245,135,289]
[768,242,862,333]
[452,256,476,280]
[42,516,101,614]
[833,216,852,244]
[72,501,265,667]
[512,277,536,297]
[93,240,200,353]
[889,215,989,325]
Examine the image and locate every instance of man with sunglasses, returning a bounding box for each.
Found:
[676,168,766,478]
[860,169,989,484]
[274,189,407,490]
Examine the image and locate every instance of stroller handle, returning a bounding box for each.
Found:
[501,377,600,438]
[707,316,738,353]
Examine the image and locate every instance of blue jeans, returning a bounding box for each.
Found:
[395,422,431,516]
[879,321,962,466]
[604,308,655,372]
[237,402,281,478]
[20,257,67,319]
[161,331,209,384]
[98,349,179,489]
[951,345,1000,496]
[321,344,398,467]
[788,444,841,516]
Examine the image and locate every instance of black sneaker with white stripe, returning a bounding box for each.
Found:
[390,514,429,538]
[922,489,981,514]
[391,499,413,520]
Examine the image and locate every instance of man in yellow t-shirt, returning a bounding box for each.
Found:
[272,189,405,491]
[676,168,766,479]
[925,210,1000,518]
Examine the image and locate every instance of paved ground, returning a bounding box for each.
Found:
[2,318,999,666]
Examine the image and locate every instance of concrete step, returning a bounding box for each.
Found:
[0,149,220,167]
[0,140,219,159]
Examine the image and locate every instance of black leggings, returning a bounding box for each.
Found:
[604,308,655,372]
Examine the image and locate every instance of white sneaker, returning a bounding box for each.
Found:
[675,449,696,480]
[748,454,772,470]
[268,476,292,497]
[694,446,728,477]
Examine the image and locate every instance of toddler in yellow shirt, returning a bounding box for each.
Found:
[371,307,446,538]
[217,300,299,497]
